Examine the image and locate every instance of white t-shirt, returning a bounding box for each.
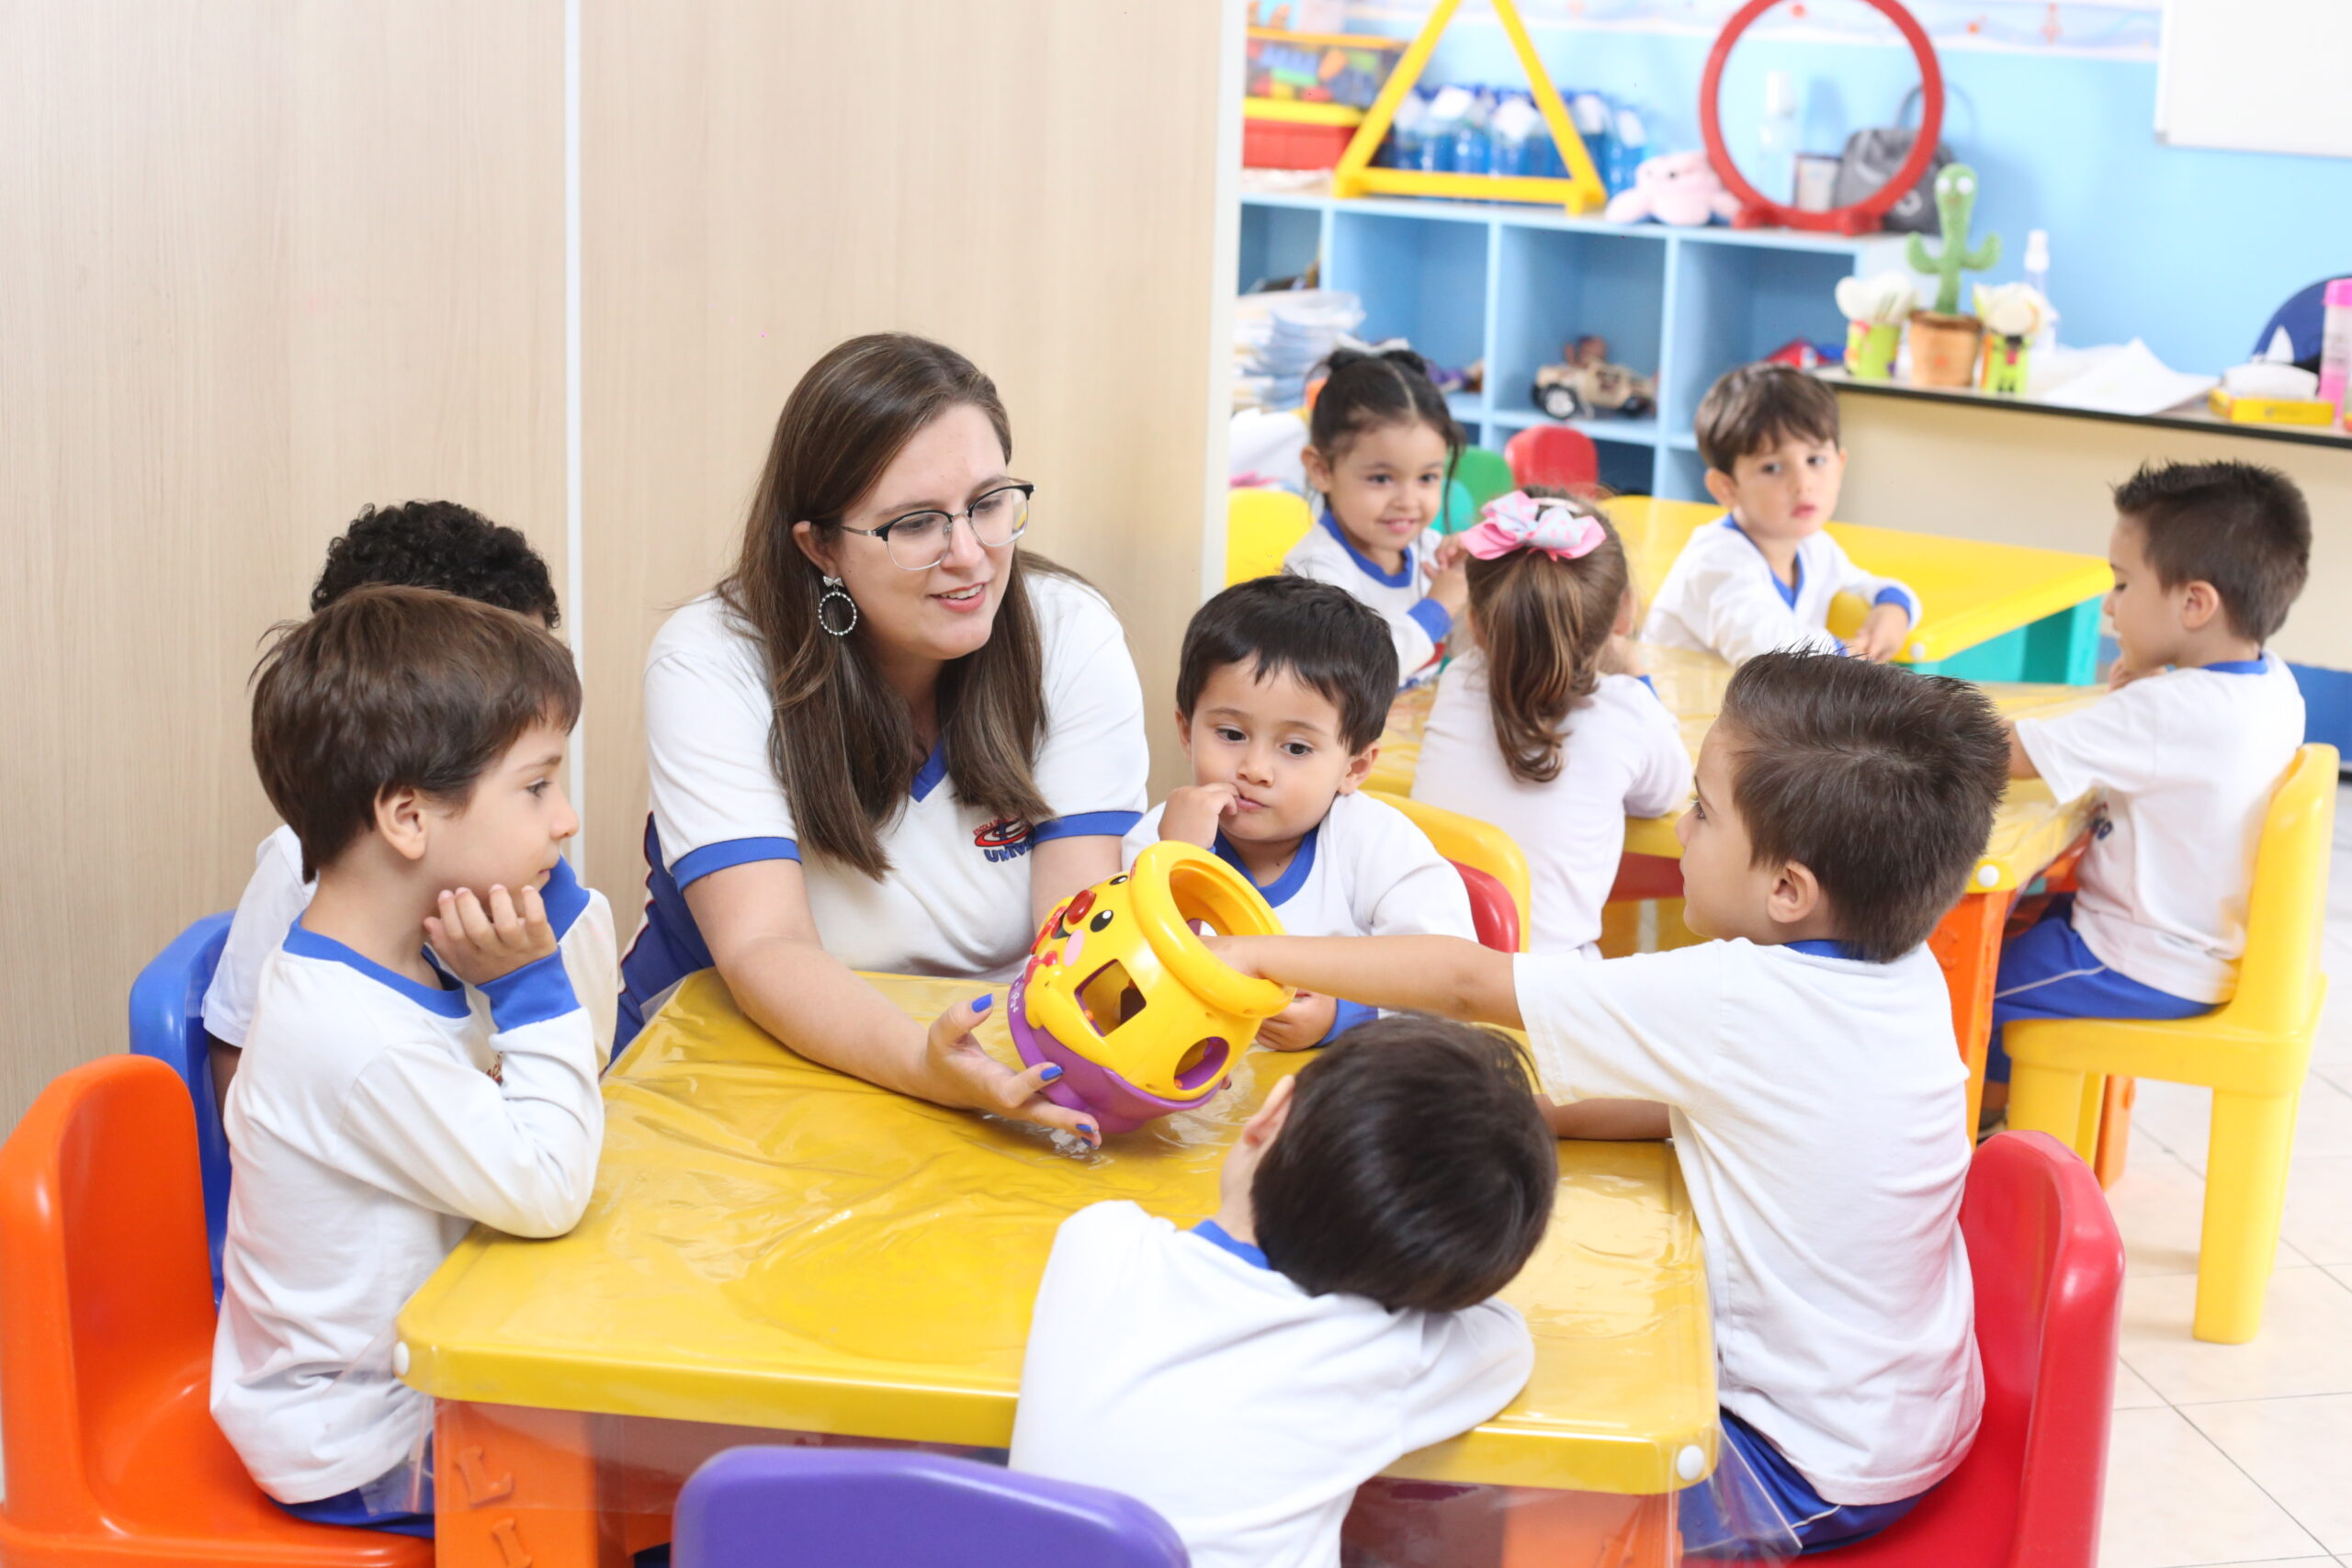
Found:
[1641,517,1922,665]
[2013,653,2304,1004]
[1010,1201,1532,1568]
[199,824,620,1063]
[1412,657,1692,956]
[628,572,1149,1031]
[213,925,605,1501]
[1282,515,1452,685]
[1515,940,1981,1505]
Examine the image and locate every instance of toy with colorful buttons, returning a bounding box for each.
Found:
[1009,840,1294,1134]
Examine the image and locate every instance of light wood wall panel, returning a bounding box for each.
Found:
[0,2,563,1131]
[580,0,1227,888]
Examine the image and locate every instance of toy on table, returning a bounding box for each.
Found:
[1531,336,1657,421]
[1602,149,1741,226]
[1011,841,1294,1134]
[1836,272,1918,380]
[1973,282,2050,396]
[1904,164,1999,388]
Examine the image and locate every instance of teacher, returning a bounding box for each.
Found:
[620,333,1149,1144]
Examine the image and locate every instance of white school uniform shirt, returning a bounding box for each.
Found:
[628,572,1148,1034]
[2013,653,2304,1004]
[1412,656,1692,956]
[199,824,620,1062]
[1516,940,1980,1505]
[1282,514,1452,684]
[1641,516,1922,665]
[213,925,605,1502]
[1010,1201,1532,1568]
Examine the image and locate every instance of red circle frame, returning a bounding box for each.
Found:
[1699,0,1944,234]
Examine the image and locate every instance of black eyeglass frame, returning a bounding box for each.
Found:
[835,482,1035,570]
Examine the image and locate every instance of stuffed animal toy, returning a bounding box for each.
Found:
[1604,150,1741,226]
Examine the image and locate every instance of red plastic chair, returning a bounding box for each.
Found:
[1452,862,1521,954]
[0,1055,429,1566]
[1503,425,1600,493]
[1826,1131,2123,1568]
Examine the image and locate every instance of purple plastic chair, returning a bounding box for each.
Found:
[672,1448,1189,1568]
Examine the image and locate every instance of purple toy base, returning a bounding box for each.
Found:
[1008,971,1221,1135]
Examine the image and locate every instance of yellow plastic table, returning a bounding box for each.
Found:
[401,971,1718,1567]
[1608,497,2112,682]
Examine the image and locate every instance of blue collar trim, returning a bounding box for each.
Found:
[1724,516,1802,607]
[1191,1219,1271,1270]
[540,854,591,939]
[911,740,949,802]
[1787,938,1869,962]
[1318,513,1415,589]
[2201,655,2270,676]
[1213,822,1318,908]
[285,917,470,1017]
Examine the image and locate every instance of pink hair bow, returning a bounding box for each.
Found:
[1460,491,1608,562]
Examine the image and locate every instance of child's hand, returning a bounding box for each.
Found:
[2107,658,2153,693]
[1845,602,1911,662]
[1257,990,1336,1052]
[1159,783,1240,849]
[1426,558,1470,619]
[426,884,558,987]
[1431,533,1474,572]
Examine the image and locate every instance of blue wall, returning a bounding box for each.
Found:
[1352,17,2352,376]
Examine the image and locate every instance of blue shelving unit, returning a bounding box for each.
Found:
[1240,191,1906,502]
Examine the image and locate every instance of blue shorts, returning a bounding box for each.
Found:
[276,1471,434,1539]
[1678,1409,1927,1556]
[1985,897,2212,1084]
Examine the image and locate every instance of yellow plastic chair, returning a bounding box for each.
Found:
[1366,790,1532,953]
[2007,744,2338,1344]
[1225,488,1314,586]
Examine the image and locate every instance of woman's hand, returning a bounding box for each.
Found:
[917,992,1102,1149]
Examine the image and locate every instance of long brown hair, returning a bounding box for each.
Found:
[720,333,1057,878]
[1464,493,1628,785]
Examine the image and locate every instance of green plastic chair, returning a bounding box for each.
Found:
[1454,446,1516,510]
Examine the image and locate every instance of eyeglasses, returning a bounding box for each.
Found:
[838,483,1033,572]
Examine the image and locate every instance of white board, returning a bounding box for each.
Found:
[2155,0,2352,159]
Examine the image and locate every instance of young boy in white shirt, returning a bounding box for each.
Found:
[1011,1017,1553,1568]
[202,501,617,1109]
[1643,364,1920,665]
[1210,650,2013,1554]
[1984,460,2312,1118]
[214,586,607,1539]
[1125,575,1475,1049]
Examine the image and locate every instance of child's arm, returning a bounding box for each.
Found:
[1828,546,1921,663]
[2006,719,2040,780]
[1400,1300,1534,1450]
[1213,934,1521,1030]
[1694,557,1844,664]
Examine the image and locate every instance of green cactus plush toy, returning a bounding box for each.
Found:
[1905,164,1999,317]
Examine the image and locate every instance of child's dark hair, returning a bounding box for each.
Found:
[1693,362,1840,475]
[252,586,582,879]
[312,501,561,628]
[2112,459,2311,643]
[1252,1017,1555,1313]
[1177,577,1396,751]
[1306,346,1464,479]
[1466,489,1630,784]
[1717,651,2007,963]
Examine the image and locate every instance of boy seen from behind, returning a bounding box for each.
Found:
[1210,652,2012,1555]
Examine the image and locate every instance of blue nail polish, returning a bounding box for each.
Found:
[971,993,994,1013]
[1039,1064,1065,1082]
[1080,1123,1099,1144]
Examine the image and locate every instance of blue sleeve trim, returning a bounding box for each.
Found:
[1406,597,1453,644]
[1636,673,1658,695]
[539,855,591,938]
[480,951,582,1032]
[1031,809,1143,844]
[1322,998,1379,1043]
[672,835,800,889]
[1873,584,1919,616]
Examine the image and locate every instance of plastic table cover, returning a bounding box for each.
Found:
[400,971,1719,1498]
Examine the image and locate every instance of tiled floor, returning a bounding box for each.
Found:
[2093,782,2352,1568]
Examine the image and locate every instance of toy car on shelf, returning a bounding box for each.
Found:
[1530,335,1656,421]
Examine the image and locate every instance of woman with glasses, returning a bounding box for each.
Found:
[620,333,1148,1146]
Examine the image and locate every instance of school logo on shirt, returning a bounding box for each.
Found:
[974,818,1035,863]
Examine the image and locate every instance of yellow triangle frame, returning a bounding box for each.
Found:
[1332,0,1609,214]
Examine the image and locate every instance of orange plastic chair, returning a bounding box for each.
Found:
[0,1055,429,1566]
[1366,791,1531,953]
[1826,1131,2124,1568]
[1503,424,1600,493]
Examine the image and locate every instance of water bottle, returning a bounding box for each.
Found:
[1452,87,1495,176]
[1759,70,1799,205]
[1571,91,1612,185]
[1608,106,1648,194]
[1386,86,1429,170]
[1489,91,1541,177]
[2022,230,2056,351]
[1422,85,1473,173]
[2321,278,2352,422]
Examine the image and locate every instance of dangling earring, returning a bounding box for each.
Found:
[817,574,858,637]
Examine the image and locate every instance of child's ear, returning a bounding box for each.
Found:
[1240,1072,1298,1148]
[1612,583,1640,637]
[790,520,839,579]
[2178,579,2223,633]
[1300,444,1333,493]
[1702,466,1740,513]
[1335,741,1380,795]
[1173,708,1196,761]
[1764,858,1823,931]
[376,785,431,864]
